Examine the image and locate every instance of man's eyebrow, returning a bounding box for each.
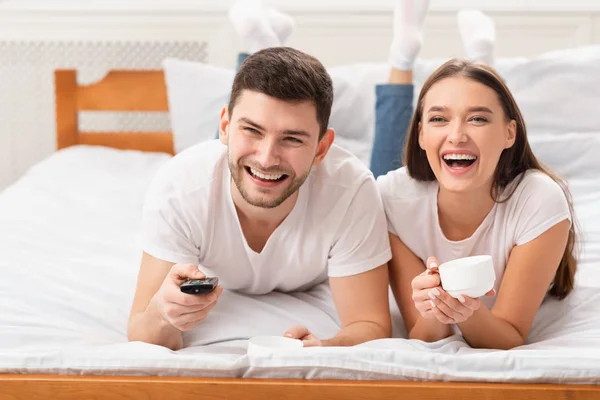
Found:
[238,117,265,130]
[281,129,311,138]
[238,117,312,138]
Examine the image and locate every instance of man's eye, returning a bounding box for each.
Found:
[285,137,302,144]
[245,127,260,134]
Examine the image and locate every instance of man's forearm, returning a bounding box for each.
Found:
[127,300,183,350]
[321,321,391,347]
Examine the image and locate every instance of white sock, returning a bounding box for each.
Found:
[228,0,280,53]
[457,9,496,65]
[266,7,295,45]
[389,0,430,71]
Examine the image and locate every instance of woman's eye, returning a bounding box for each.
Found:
[429,116,446,123]
[471,116,488,123]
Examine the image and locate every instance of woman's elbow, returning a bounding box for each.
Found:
[466,336,526,350]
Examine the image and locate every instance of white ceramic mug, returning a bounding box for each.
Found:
[438,255,496,298]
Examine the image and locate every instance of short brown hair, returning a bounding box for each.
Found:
[228,47,333,139]
[404,58,578,300]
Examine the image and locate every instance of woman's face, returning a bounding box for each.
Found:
[418,76,517,194]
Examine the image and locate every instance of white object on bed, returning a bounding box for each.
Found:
[0,142,599,383]
[164,46,600,167]
[163,59,235,153]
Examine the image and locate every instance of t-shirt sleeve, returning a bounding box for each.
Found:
[514,173,572,246]
[140,165,200,265]
[327,177,393,278]
[376,172,399,236]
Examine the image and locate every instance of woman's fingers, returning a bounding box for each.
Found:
[425,256,440,273]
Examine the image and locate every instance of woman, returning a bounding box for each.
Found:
[377,58,577,350]
[373,1,577,351]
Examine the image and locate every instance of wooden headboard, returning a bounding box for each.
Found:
[54,69,175,155]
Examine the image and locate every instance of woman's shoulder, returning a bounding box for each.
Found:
[503,169,567,203]
[376,167,435,202]
[501,170,572,246]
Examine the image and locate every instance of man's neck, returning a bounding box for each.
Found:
[230,178,299,253]
[437,182,496,241]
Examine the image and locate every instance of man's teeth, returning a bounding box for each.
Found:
[443,154,477,161]
[250,168,283,181]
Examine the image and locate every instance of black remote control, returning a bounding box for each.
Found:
[180,277,219,295]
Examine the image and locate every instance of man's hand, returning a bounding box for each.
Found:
[151,264,224,332]
[284,326,322,347]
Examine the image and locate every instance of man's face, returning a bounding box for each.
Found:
[221,90,330,209]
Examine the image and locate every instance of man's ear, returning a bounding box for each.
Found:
[219,105,230,145]
[418,121,425,150]
[505,119,517,149]
[313,128,335,167]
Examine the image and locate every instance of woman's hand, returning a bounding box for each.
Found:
[413,257,494,324]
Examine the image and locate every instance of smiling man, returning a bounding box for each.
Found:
[127,47,392,350]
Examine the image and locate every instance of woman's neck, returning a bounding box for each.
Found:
[437,182,496,241]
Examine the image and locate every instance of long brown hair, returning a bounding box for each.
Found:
[404,58,577,299]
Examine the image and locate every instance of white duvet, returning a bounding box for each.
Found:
[1,144,599,383]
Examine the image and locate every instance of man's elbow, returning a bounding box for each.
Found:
[127,318,183,351]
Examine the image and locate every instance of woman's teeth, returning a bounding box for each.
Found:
[443,154,477,161]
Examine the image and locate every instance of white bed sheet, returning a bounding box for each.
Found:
[1,145,599,383]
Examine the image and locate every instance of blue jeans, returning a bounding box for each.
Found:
[369,84,414,178]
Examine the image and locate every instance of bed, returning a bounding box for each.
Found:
[0,65,599,399]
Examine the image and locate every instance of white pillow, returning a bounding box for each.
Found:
[163,59,235,153]
[502,46,600,135]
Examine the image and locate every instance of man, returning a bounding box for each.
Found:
[127,47,392,350]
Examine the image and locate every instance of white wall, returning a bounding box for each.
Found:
[1,0,600,189]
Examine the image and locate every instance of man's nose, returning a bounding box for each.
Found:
[255,138,280,168]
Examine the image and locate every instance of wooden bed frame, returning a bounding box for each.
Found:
[0,69,597,400]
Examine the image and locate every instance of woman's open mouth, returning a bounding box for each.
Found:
[441,153,478,175]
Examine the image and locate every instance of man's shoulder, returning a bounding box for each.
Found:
[312,144,373,189]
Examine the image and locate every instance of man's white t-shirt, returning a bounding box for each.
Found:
[141,140,392,295]
[377,168,572,308]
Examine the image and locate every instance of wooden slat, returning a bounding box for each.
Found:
[79,131,174,154]
[77,70,168,111]
[55,70,79,150]
[0,375,598,400]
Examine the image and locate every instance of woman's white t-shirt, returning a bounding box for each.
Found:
[377,168,572,308]
[141,140,392,295]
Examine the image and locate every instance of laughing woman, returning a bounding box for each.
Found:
[375,2,578,349]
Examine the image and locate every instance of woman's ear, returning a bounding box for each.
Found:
[418,121,425,150]
[505,119,517,149]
